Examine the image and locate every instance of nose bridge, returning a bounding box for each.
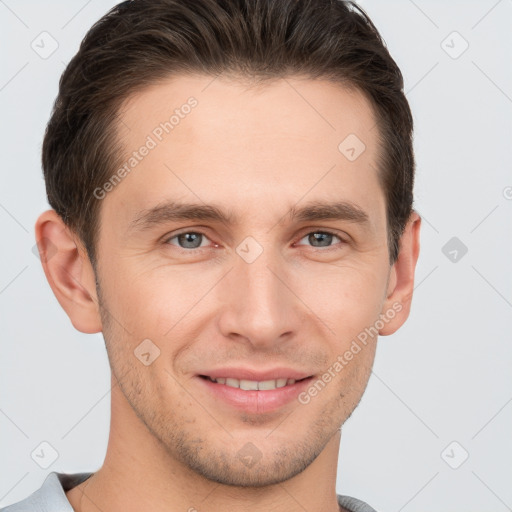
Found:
[218,239,296,346]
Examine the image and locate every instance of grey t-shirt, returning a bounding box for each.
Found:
[0,472,378,512]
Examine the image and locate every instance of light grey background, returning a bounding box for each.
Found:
[1,1,511,510]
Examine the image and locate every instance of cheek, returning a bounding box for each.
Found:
[98,264,220,370]
[97,259,175,335]
[291,260,388,340]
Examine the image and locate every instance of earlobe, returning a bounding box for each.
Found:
[379,211,421,336]
[34,209,103,334]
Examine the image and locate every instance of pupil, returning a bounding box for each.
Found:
[310,233,331,247]
[179,233,202,248]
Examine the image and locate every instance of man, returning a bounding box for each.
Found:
[1,0,421,511]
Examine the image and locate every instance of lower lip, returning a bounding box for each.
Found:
[196,376,314,414]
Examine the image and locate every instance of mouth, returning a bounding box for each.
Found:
[198,375,311,390]
[196,374,315,414]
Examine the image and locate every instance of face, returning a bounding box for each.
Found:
[92,74,394,486]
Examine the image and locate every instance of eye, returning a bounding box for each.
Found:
[163,229,346,253]
[165,231,213,250]
[296,230,345,249]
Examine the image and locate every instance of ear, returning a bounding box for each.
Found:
[34,209,102,334]
[379,210,421,336]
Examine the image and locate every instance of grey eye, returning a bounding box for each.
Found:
[168,232,207,249]
[298,231,342,248]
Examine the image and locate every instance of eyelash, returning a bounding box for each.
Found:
[163,229,347,253]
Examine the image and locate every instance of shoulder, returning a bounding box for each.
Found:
[0,472,93,512]
[337,493,379,512]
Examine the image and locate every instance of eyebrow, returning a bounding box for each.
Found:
[127,199,371,233]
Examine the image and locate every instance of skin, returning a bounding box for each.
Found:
[36,74,421,512]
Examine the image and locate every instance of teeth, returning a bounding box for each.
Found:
[240,379,259,391]
[259,379,281,390]
[276,378,288,388]
[208,377,299,390]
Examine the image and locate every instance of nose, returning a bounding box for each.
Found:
[216,243,301,350]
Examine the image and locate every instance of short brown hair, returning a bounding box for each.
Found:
[42,0,415,269]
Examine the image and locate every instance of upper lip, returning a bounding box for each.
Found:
[198,367,313,381]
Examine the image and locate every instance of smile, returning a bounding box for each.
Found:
[200,375,304,390]
[197,374,314,414]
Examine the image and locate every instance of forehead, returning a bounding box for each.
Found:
[104,73,385,231]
